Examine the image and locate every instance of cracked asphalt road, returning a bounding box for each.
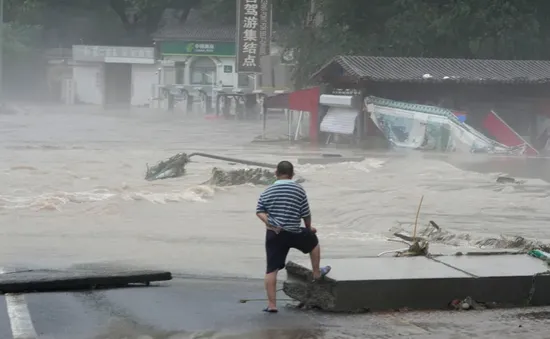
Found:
[1,276,549,339]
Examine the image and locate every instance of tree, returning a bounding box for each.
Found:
[283,0,550,87]
[107,0,201,35]
[3,0,43,58]
[8,0,550,88]
[3,23,42,58]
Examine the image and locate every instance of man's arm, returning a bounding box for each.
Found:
[300,191,312,229]
[256,194,269,226]
[256,212,269,225]
[257,194,281,233]
[303,215,312,229]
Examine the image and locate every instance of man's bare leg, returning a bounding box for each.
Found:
[309,244,321,279]
[264,270,278,310]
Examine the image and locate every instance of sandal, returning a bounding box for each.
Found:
[263,307,278,313]
[312,265,331,282]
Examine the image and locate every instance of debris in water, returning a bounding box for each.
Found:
[394,220,550,253]
[496,176,525,184]
[396,240,429,257]
[145,153,190,181]
[206,167,276,186]
[145,152,306,185]
[205,167,306,186]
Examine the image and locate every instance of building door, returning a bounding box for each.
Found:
[175,62,185,84]
[190,57,216,85]
[104,63,132,107]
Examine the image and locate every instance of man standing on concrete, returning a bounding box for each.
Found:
[256,160,331,313]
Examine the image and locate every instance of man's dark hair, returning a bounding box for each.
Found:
[276,161,294,177]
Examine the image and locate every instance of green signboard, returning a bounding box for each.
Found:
[160,41,236,56]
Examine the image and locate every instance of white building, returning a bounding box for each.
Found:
[70,45,159,107]
[152,9,293,93]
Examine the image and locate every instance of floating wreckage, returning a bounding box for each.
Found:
[145,153,190,181]
[496,176,526,185]
[397,220,550,253]
[365,96,527,154]
[205,167,305,186]
[145,152,305,186]
[207,167,276,186]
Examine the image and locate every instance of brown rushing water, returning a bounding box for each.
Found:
[1,105,550,277]
[2,105,550,338]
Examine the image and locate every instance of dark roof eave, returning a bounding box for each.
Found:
[309,57,339,82]
[358,76,550,85]
[310,55,550,86]
[315,75,550,86]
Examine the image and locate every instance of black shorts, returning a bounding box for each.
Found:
[265,228,319,274]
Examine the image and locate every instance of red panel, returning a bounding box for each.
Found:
[288,87,321,144]
[482,111,538,155]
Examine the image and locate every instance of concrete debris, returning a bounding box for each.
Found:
[284,255,550,313]
[449,296,486,311]
[205,167,306,186]
[145,153,190,181]
[0,269,172,294]
[283,262,339,311]
[496,176,525,184]
[145,152,306,185]
[206,167,277,186]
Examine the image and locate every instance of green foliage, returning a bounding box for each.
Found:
[198,0,235,24]
[277,0,550,87]
[5,0,550,88]
[106,0,201,34]
[2,0,43,58]
[3,22,42,56]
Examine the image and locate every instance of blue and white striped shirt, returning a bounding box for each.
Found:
[256,179,311,233]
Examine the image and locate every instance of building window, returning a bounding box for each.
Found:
[237,74,261,89]
[190,57,216,85]
[238,73,250,87]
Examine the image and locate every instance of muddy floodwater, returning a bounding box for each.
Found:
[1,105,550,338]
[1,105,550,274]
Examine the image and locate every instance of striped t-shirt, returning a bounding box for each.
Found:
[256,179,311,233]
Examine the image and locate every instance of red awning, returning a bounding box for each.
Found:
[263,87,321,143]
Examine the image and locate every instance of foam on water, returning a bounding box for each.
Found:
[0,185,218,211]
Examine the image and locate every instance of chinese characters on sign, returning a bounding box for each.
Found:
[258,0,272,56]
[72,45,155,62]
[237,0,261,73]
[191,43,215,53]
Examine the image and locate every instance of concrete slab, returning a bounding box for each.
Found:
[436,254,549,277]
[283,255,550,313]
[433,254,550,307]
[297,157,365,165]
[316,257,470,281]
[0,269,172,294]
